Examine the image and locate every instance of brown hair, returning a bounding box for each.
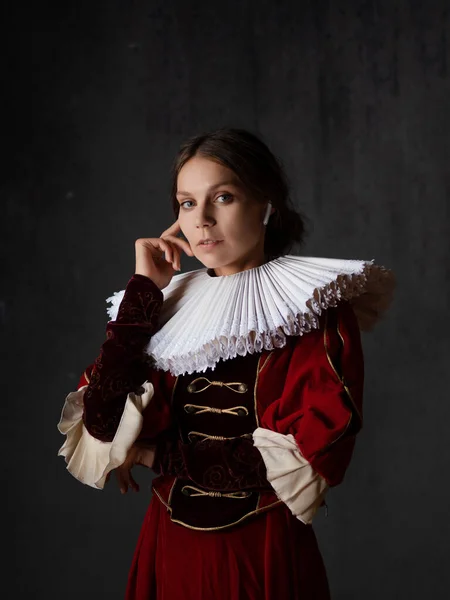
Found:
[169,128,307,260]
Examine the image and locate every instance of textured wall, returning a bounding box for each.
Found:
[2,1,448,598]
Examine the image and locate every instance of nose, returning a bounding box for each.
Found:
[195,205,216,228]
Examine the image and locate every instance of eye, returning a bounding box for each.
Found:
[180,200,194,209]
[216,193,233,203]
[179,193,233,210]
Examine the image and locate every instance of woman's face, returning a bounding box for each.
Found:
[176,155,273,277]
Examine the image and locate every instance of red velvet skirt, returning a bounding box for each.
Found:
[125,495,331,600]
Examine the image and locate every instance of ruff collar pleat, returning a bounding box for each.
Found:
[106,255,395,376]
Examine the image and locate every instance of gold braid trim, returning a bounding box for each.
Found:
[187,377,248,393]
[184,404,249,416]
[187,431,252,442]
[181,485,251,499]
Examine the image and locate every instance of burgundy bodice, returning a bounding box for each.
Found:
[152,350,281,530]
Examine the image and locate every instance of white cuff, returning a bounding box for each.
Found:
[57,381,155,489]
[252,427,328,524]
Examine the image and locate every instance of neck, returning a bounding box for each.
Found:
[208,251,269,278]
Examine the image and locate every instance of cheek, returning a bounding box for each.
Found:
[225,210,260,238]
[178,214,191,237]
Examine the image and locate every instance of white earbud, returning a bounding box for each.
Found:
[263,202,272,226]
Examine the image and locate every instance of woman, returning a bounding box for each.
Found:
[57,128,395,599]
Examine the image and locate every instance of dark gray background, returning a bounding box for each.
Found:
[2,1,448,598]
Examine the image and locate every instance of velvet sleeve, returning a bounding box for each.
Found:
[253,301,364,522]
[82,274,165,442]
[57,274,173,488]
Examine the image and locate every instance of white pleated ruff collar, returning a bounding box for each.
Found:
[106,255,395,377]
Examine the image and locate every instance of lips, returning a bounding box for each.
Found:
[198,239,223,246]
[198,240,223,250]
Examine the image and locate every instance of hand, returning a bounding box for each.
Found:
[135,219,194,290]
[114,444,156,495]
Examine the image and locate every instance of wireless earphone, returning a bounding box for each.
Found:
[263,202,272,226]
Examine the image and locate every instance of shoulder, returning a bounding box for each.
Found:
[255,302,362,378]
[284,301,362,365]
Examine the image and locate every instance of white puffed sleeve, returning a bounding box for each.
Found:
[252,427,329,525]
[57,381,156,489]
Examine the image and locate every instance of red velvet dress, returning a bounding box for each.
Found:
[78,274,364,600]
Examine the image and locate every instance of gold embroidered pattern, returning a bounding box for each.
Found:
[184,404,249,417]
[187,377,248,394]
[181,485,251,499]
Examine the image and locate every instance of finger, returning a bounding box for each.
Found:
[129,473,140,492]
[162,234,194,258]
[160,220,181,238]
[140,237,172,261]
[162,240,181,270]
[117,475,128,495]
[159,239,180,269]
[166,235,195,257]
[161,221,195,257]
[172,246,181,271]
[152,238,174,265]
[115,468,129,494]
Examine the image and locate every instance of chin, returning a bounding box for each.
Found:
[194,247,229,266]
[198,258,221,269]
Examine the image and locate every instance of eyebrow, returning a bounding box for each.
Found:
[176,180,240,197]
